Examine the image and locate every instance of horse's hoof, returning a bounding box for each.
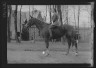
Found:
[42,51,50,56]
[46,53,50,56]
[75,52,78,56]
[65,54,67,55]
[65,53,69,55]
[76,54,78,56]
[44,53,50,57]
[42,51,45,54]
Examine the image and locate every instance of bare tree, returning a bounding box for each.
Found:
[14,5,19,42]
[29,5,30,20]
[83,6,91,27]
[57,5,63,42]
[78,5,80,33]
[63,5,69,24]
[84,22,86,41]
[57,5,63,26]
[53,5,56,10]
[73,6,76,28]
[91,2,94,28]
[7,5,12,42]
[66,5,69,24]
[32,5,34,17]
[20,5,22,41]
[25,13,27,20]
[49,5,52,24]
[45,5,47,21]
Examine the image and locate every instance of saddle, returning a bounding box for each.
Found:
[51,25,58,29]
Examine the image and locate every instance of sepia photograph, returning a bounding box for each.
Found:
[7,3,94,66]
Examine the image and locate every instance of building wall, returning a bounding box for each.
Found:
[29,26,41,41]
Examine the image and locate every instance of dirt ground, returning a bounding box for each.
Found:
[7,41,93,64]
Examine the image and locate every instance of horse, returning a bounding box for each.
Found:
[25,16,79,56]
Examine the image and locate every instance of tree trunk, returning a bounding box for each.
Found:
[53,5,56,10]
[46,5,47,22]
[25,13,27,20]
[57,5,63,26]
[84,23,85,41]
[57,5,63,42]
[66,5,68,24]
[20,5,22,41]
[64,5,68,24]
[78,5,80,33]
[73,6,76,28]
[91,2,94,28]
[49,5,52,24]
[14,5,19,42]
[29,5,30,20]
[7,5,12,42]
[32,5,34,17]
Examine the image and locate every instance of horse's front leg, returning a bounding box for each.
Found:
[61,36,66,45]
[42,38,50,56]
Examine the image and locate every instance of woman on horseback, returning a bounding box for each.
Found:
[49,9,59,37]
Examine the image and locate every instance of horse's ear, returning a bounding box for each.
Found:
[30,15,32,18]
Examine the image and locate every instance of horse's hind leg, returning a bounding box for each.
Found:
[75,41,78,56]
[66,40,71,55]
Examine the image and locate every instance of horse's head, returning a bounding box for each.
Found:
[24,16,35,28]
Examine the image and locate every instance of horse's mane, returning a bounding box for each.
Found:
[31,16,50,25]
